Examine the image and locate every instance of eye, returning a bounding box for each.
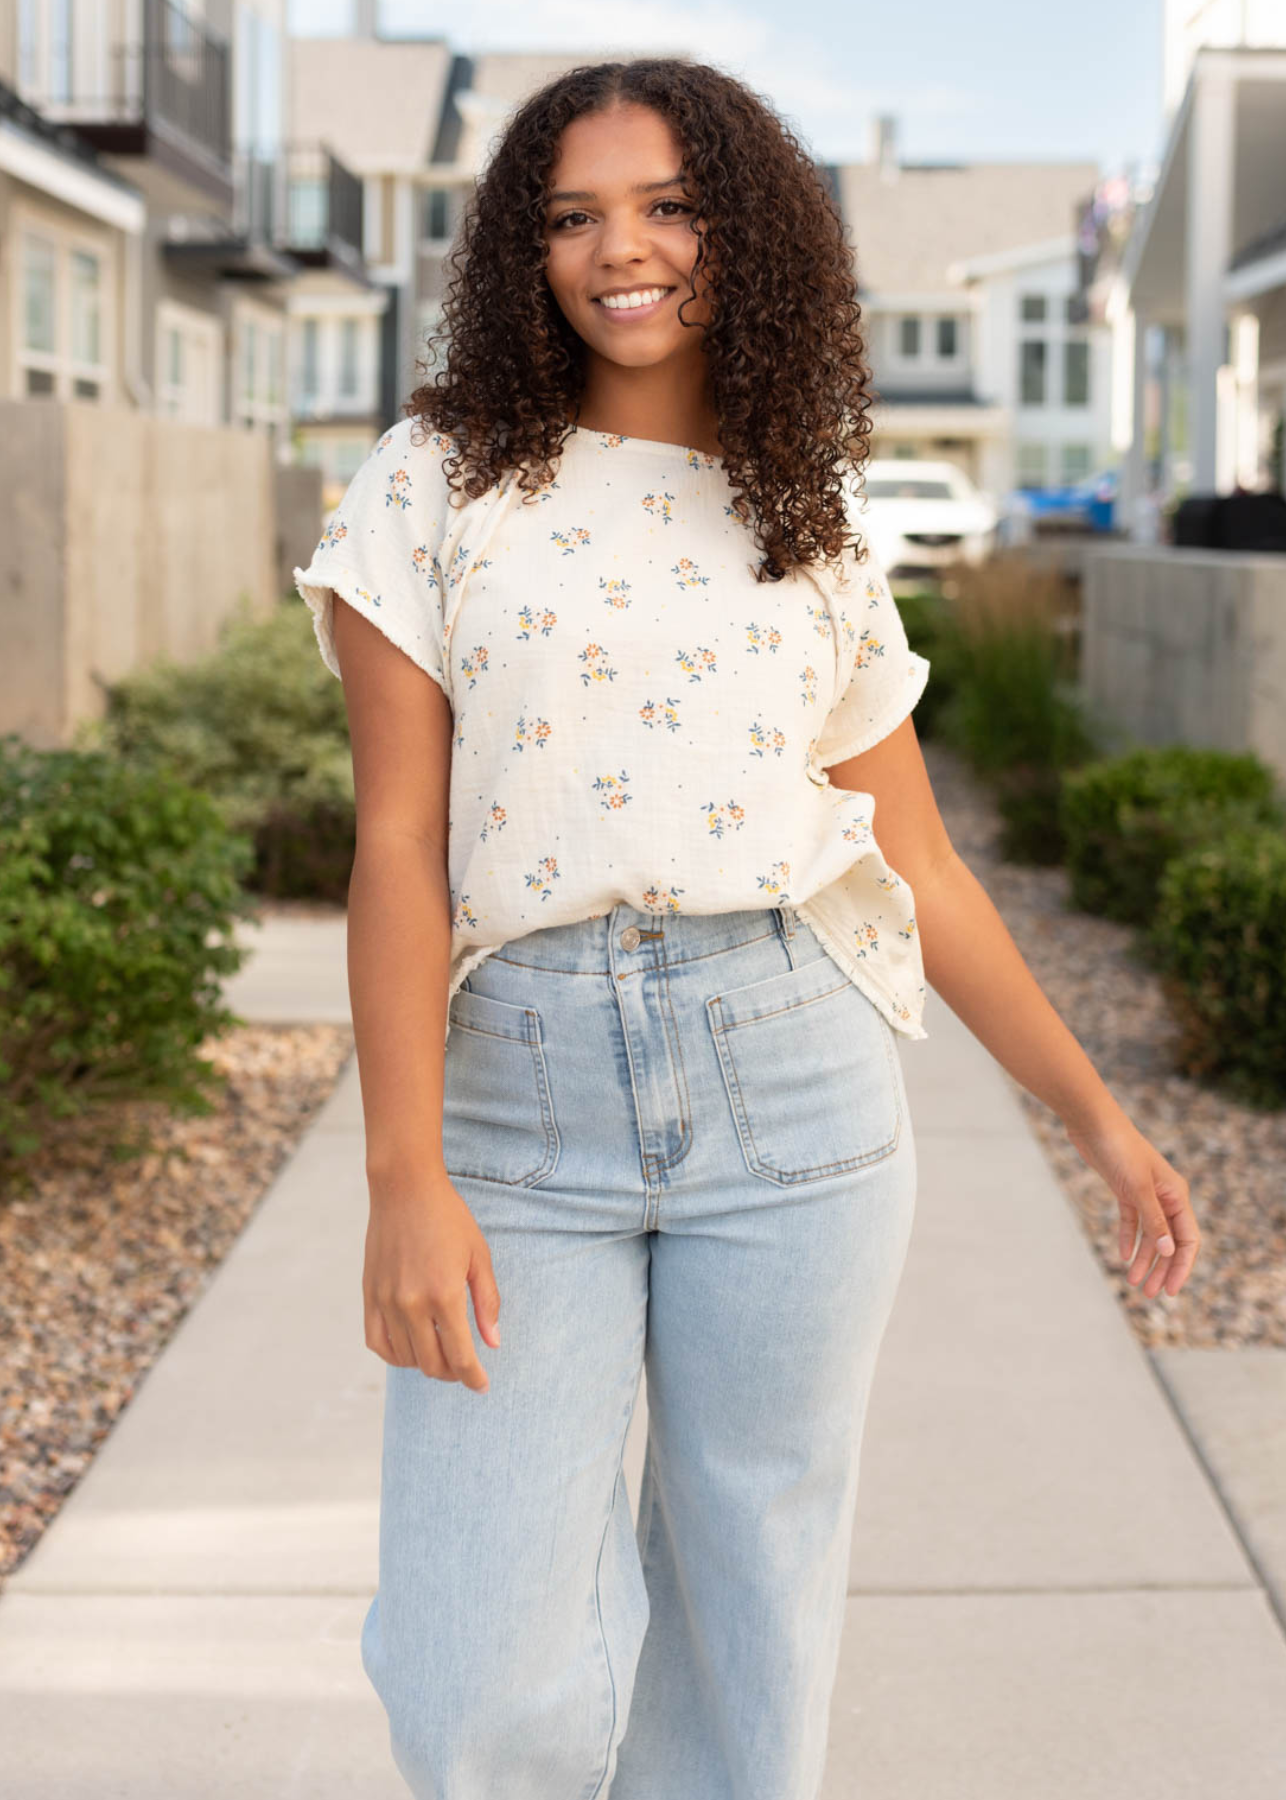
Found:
[549,198,696,231]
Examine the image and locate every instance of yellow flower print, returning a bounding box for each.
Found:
[854,628,886,670]
[411,544,441,588]
[800,665,819,705]
[897,916,918,941]
[592,771,633,810]
[852,921,880,958]
[640,696,683,732]
[385,467,412,510]
[516,605,557,639]
[675,645,717,681]
[551,526,592,554]
[756,862,791,897]
[672,557,709,589]
[807,603,831,639]
[479,800,507,841]
[320,518,347,550]
[513,713,552,750]
[579,642,618,685]
[641,492,675,524]
[354,586,382,608]
[459,644,489,688]
[748,720,787,757]
[876,872,903,891]
[375,430,396,452]
[744,623,782,655]
[452,894,477,930]
[684,447,718,469]
[525,856,561,901]
[642,885,684,913]
[701,800,745,838]
[599,577,632,609]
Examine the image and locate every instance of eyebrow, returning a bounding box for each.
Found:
[546,172,692,204]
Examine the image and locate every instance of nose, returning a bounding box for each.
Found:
[595,206,653,268]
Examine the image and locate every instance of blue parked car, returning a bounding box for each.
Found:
[1009,470,1118,534]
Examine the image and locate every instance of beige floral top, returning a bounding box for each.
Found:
[294,416,932,1044]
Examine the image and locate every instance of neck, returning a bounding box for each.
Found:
[572,357,722,457]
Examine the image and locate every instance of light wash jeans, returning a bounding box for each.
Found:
[361,900,919,1800]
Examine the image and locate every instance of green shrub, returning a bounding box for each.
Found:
[928,558,1107,861]
[1061,745,1285,926]
[77,598,357,902]
[888,587,958,742]
[0,735,258,1174]
[1146,823,1286,1108]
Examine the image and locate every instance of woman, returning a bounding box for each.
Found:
[294,57,1199,1800]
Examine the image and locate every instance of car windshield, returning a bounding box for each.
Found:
[866,478,957,500]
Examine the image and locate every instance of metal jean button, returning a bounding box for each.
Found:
[621,926,642,951]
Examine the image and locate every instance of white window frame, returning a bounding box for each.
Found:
[13,205,114,403]
[155,297,223,425]
[232,296,288,434]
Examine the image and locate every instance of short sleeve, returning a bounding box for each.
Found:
[292,417,452,703]
[813,533,930,767]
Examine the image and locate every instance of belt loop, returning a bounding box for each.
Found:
[780,903,796,940]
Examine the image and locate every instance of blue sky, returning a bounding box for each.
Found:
[289,0,1165,176]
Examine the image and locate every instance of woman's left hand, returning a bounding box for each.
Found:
[1064,1110,1200,1298]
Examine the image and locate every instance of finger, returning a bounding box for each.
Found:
[433,1297,489,1393]
[366,1305,397,1363]
[469,1255,502,1350]
[405,1311,455,1382]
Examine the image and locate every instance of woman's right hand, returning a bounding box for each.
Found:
[363,1172,501,1393]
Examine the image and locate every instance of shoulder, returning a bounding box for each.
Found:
[325,416,464,546]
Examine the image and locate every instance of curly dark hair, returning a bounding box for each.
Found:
[404,57,876,584]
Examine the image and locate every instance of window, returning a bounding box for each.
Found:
[1016,442,1047,488]
[1020,340,1047,406]
[156,300,221,423]
[301,318,319,401]
[23,235,56,356]
[867,476,955,500]
[70,250,100,365]
[1060,443,1092,482]
[339,318,359,397]
[423,188,451,240]
[898,316,921,358]
[1063,339,1090,406]
[1019,294,1046,323]
[19,226,110,402]
[235,304,285,433]
[936,317,958,359]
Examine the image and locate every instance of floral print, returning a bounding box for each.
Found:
[294,418,932,1044]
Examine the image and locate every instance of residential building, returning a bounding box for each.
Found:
[0,76,145,407]
[836,121,1106,499]
[1117,31,1286,518]
[5,1,374,463]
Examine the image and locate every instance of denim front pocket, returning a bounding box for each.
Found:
[442,986,561,1188]
[706,955,901,1186]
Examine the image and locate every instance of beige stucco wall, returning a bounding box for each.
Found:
[1080,544,1286,783]
[0,398,312,747]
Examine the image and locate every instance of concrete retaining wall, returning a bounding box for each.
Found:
[0,399,323,748]
[1080,544,1286,784]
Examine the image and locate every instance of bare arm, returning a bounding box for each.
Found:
[332,596,499,1391]
[824,716,1200,1297]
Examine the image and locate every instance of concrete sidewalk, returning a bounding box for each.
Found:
[2,911,1284,1796]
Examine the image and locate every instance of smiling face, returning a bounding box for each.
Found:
[541,101,716,377]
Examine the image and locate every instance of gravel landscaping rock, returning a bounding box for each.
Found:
[924,738,1286,1352]
[0,1018,354,1590]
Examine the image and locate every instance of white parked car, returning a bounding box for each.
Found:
[856,459,997,577]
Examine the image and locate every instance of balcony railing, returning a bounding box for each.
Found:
[282,144,365,265]
[29,0,231,194]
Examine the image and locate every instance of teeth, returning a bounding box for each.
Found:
[598,287,671,310]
